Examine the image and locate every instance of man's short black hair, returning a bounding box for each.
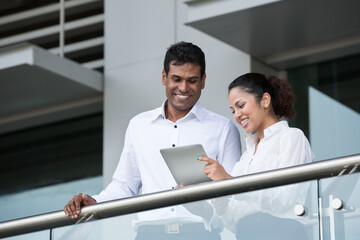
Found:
[163,41,206,78]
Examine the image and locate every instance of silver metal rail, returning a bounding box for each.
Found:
[0,154,359,238]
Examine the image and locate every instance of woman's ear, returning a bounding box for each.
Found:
[262,92,271,109]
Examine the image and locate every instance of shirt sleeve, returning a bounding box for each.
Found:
[278,128,315,168]
[217,120,242,174]
[92,120,142,203]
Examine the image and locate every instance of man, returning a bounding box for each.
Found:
[64,41,241,239]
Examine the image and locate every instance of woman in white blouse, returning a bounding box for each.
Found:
[199,73,315,240]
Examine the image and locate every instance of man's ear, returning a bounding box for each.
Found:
[201,73,206,89]
[162,70,167,85]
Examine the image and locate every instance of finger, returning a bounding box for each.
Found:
[204,167,212,175]
[198,156,217,164]
[67,202,77,218]
[68,202,77,218]
[64,206,69,216]
[75,196,81,214]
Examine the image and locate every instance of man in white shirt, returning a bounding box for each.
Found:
[64,41,241,240]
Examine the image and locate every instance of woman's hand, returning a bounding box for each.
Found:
[199,157,232,181]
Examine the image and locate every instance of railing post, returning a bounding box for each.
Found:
[329,195,345,240]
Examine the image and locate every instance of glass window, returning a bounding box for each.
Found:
[287,53,360,138]
[0,113,103,196]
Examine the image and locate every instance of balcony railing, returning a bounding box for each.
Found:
[0,154,359,239]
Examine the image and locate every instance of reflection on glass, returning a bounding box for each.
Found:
[2,230,49,240]
[320,172,360,240]
[184,181,318,240]
[53,181,318,240]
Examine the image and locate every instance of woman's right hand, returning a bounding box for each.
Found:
[199,157,232,181]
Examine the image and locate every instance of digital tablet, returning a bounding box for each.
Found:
[160,144,211,185]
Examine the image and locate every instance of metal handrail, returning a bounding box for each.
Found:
[0,154,359,238]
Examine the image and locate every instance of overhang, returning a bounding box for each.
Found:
[186,0,360,69]
[0,43,103,134]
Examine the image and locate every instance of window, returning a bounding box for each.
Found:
[0,113,103,195]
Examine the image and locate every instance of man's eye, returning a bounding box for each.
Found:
[189,79,198,84]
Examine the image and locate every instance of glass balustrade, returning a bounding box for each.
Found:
[319,172,360,240]
[2,230,49,240]
[1,156,359,239]
[52,181,319,240]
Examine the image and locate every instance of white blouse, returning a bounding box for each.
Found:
[231,120,314,177]
[216,121,315,232]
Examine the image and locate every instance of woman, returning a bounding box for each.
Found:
[200,73,315,239]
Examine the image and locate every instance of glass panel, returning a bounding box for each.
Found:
[319,172,360,240]
[2,230,49,240]
[52,181,318,240]
[309,87,360,161]
[0,176,102,222]
[287,53,360,139]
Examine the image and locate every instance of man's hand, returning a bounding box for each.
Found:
[199,157,232,181]
[64,193,96,219]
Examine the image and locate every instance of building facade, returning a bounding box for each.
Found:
[0,1,359,238]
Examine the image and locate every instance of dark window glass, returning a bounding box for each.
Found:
[288,54,360,138]
[0,113,103,196]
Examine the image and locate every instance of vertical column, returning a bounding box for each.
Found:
[59,0,65,58]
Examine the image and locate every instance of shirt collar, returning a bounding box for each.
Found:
[263,120,288,138]
[150,100,204,123]
[245,120,289,148]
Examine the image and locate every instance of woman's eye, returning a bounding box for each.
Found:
[238,103,245,109]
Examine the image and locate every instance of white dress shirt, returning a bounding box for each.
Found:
[93,101,241,227]
[217,121,315,232]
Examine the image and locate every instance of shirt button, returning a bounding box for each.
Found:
[174,125,177,128]
[171,208,174,212]
[172,144,175,147]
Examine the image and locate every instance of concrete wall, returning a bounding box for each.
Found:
[103,0,251,186]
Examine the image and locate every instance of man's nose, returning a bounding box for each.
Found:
[178,81,189,92]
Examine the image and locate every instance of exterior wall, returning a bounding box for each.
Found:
[103,0,251,186]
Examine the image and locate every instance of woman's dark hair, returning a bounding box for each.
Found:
[164,41,206,78]
[228,73,296,119]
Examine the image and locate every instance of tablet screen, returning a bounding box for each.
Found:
[160,144,211,185]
